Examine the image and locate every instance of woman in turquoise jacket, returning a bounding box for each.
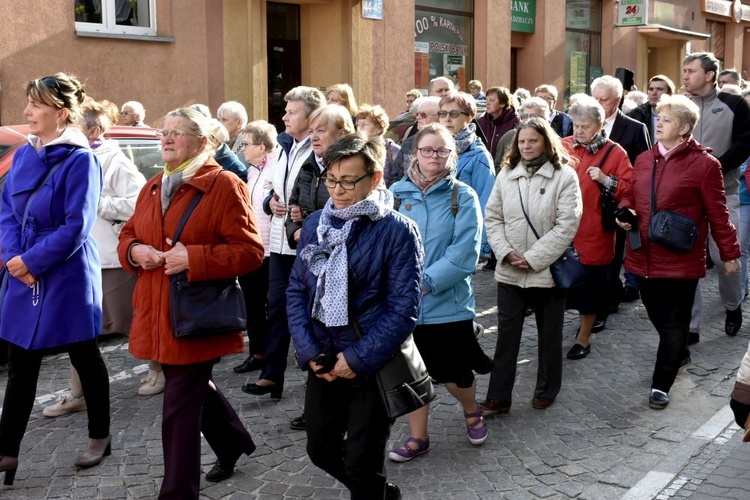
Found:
[388,123,493,463]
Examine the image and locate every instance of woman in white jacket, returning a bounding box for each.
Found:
[232,120,278,374]
[480,118,582,414]
[43,98,146,416]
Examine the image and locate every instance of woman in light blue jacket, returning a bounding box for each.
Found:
[388,123,493,463]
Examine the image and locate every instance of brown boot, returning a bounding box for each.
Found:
[75,435,112,468]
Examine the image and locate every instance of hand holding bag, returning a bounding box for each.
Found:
[168,192,247,338]
[517,183,586,289]
[350,311,435,419]
[647,158,699,253]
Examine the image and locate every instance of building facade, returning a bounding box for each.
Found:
[1,1,749,129]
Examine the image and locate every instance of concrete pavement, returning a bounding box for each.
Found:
[0,266,748,499]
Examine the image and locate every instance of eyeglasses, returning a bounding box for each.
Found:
[417,147,452,158]
[321,173,372,190]
[240,142,262,148]
[519,114,541,120]
[417,112,437,119]
[41,76,63,102]
[155,129,202,140]
[437,110,470,119]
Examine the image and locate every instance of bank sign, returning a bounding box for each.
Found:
[617,0,648,26]
[511,0,536,33]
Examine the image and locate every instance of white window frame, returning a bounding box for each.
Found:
[75,0,157,37]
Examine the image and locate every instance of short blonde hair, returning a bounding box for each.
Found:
[356,104,389,136]
[326,83,358,116]
[206,119,229,149]
[308,105,355,135]
[244,120,278,150]
[655,94,700,136]
[468,80,483,91]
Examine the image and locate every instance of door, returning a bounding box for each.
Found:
[267,2,301,132]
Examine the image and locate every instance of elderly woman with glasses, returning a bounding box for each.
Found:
[388,123,493,463]
[118,108,264,498]
[0,73,112,484]
[439,91,495,259]
[388,97,441,186]
[287,134,423,500]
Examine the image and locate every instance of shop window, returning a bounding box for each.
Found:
[414,1,474,93]
[564,1,602,105]
[75,0,156,37]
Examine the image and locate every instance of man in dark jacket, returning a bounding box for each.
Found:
[590,75,651,329]
[628,75,675,143]
[684,52,750,342]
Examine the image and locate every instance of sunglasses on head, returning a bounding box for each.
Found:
[41,76,63,101]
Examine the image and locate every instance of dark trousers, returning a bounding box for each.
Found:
[487,283,567,403]
[305,373,392,500]
[259,253,296,382]
[603,227,627,314]
[238,257,270,356]
[159,361,254,500]
[637,277,698,394]
[0,338,110,457]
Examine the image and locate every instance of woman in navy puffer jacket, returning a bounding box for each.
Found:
[287,134,423,500]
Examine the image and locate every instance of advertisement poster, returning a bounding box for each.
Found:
[414,9,472,92]
[566,1,593,29]
[569,51,589,94]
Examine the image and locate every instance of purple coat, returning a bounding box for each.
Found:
[0,135,103,349]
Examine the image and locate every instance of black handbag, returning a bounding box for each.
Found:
[350,312,435,419]
[517,184,587,289]
[647,159,699,253]
[169,192,247,338]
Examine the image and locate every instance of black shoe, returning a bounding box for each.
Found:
[206,441,256,482]
[524,305,535,317]
[241,382,283,399]
[591,318,607,333]
[385,483,403,500]
[622,286,640,302]
[290,415,306,431]
[233,357,263,374]
[726,306,742,336]
[649,391,669,410]
[566,343,591,360]
[680,356,692,371]
[687,331,700,345]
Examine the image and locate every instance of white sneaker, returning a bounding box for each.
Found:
[42,394,87,417]
[138,369,165,396]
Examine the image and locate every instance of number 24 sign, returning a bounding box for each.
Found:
[617,0,648,26]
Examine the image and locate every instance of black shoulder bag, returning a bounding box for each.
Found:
[517,183,587,289]
[647,158,699,253]
[594,143,620,232]
[169,192,248,338]
[349,305,435,419]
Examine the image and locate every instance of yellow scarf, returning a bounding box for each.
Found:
[164,157,195,176]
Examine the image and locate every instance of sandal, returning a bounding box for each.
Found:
[387,436,430,462]
[464,403,488,445]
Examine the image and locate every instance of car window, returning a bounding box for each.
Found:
[116,138,162,180]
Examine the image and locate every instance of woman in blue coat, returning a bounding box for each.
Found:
[388,123,493,463]
[0,73,111,484]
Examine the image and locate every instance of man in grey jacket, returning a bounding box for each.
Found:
[683,52,750,342]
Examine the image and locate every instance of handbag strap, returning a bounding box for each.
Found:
[595,143,617,195]
[172,191,204,244]
[650,157,669,215]
[21,158,68,234]
[517,182,541,241]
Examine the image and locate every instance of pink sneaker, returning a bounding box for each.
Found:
[387,437,429,463]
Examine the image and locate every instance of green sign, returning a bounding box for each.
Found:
[511,0,536,33]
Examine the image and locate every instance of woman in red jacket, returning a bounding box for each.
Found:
[562,95,632,361]
[618,95,740,410]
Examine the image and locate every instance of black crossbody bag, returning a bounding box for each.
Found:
[647,158,699,253]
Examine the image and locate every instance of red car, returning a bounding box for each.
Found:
[0,125,162,190]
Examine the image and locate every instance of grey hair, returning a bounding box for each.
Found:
[217,101,248,126]
[122,101,145,121]
[418,96,441,112]
[189,103,211,118]
[568,95,606,126]
[284,86,326,117]
[520,97,551,120]
[591,75,623,99]
[429,76,455,92]
[165,108,211,138]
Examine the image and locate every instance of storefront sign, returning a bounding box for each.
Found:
[414,9,472,91]
[511,0,536,33]
[362,0,383,20]
[617,0,648,26]
[702,0,746,23]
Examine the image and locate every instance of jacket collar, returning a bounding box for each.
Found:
[147,156,222,193]
[508,160,555,180]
